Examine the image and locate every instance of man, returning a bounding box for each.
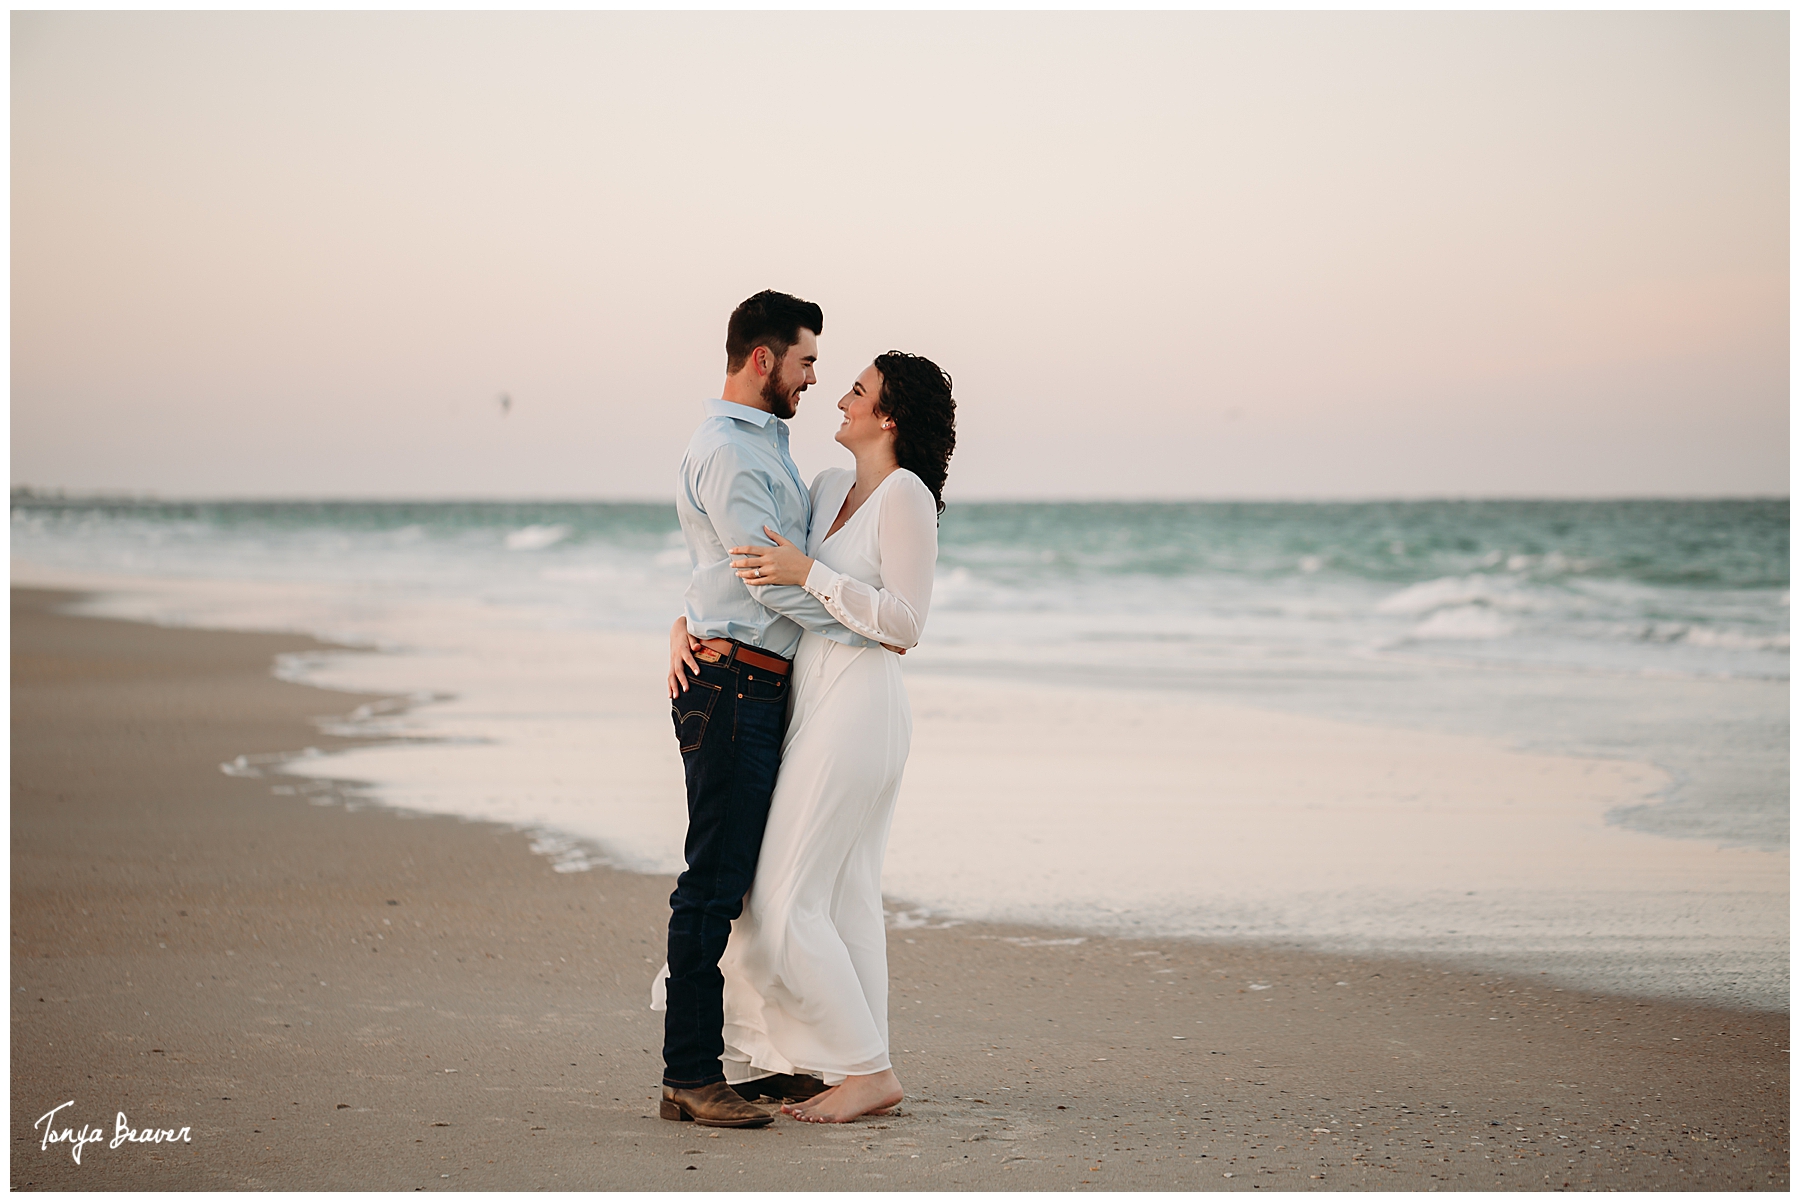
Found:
[659,290,872,1127]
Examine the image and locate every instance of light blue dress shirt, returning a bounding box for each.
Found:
[677,398,870,658]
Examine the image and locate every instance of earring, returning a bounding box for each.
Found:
[881,422,893,429]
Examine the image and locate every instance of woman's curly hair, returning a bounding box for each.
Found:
[873,350,956,517]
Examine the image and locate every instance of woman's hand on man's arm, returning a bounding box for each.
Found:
[729,526,815,588]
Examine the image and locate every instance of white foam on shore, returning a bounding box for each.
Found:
[1409,604,1514,640]
[14,562,1788,1010]
[503,524,572,551]
[888,674,1786,1009]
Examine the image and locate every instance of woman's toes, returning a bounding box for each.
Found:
[783,1091,835,1118]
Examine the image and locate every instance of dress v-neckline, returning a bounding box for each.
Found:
[823,470,896,545]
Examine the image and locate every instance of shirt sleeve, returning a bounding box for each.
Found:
[692,444,868,644]
[801,473,938,649]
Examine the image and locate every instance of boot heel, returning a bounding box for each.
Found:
[659,1098,690,1122]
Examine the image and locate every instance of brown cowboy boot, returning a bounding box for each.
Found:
[731,1073,829,1103]
[660,1082,774,1128]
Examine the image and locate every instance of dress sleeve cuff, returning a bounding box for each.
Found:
[803,559,840,600]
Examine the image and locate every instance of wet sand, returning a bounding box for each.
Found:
[10,587,1787,1190]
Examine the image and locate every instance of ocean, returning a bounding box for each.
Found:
[11,495,1789,1003]
[12,496,1787,675]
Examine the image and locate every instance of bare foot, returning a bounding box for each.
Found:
[783,1071,902,1123]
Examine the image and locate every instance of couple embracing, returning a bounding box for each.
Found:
[651,290,957,1127]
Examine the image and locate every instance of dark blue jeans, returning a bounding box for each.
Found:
[662,647,789,1087]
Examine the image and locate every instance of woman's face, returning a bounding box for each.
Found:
[834,364,892,452]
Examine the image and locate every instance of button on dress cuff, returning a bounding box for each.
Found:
[802,559,839,601]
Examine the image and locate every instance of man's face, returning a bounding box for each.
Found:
[760,328,819,420]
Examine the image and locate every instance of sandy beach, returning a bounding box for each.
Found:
[11,587,1788,1190]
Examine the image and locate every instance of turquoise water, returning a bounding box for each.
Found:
[12,495,1787,674]
[946,499,1787,588]
[13,495,1786,588]
[14,496,1784,583]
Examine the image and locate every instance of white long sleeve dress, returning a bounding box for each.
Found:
[717,465,938,1085]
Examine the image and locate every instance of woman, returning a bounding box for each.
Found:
[673,351,955,1124]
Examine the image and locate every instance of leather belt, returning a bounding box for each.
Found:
[696,638,792,677]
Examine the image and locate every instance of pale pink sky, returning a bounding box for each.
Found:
[11,12,1788,499]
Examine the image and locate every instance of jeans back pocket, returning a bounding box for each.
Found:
[671,677,723,753]
[739,672,787,705]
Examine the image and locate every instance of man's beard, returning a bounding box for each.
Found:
[762,367,801,419]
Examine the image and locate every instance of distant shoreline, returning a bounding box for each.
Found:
[11,488,1793,505]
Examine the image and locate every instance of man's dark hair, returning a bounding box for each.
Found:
[725,290,824,374]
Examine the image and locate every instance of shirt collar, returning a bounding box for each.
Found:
[703,397,777,429]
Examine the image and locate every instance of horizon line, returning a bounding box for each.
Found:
[10,488,1791,506]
